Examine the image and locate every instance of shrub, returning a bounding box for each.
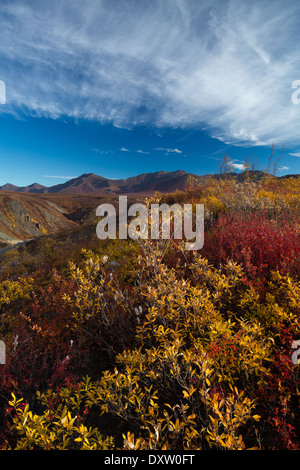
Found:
[1,177,300,450]
[202,212,300,283]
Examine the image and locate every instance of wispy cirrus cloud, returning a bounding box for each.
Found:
[1,0,300,147]
[155,147,182,154]
[121,147,150,154]
[278,165,290,171]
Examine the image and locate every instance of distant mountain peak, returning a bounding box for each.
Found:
[0,183,19,191]
[27,183,46,188]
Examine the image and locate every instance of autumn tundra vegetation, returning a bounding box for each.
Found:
[0,166,300,450]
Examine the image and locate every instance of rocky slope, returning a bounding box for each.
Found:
[0,192,79,246]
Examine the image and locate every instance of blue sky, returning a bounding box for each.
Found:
[1,0,300,187]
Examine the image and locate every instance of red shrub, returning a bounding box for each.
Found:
[202,213,300,282]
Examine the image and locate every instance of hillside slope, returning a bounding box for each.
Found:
[0,192,79,246]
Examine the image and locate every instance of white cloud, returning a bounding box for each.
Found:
[289,152,300,157]
[278,165,290,171]
[155,147,182,154]
[121,147,150,154]
[1,1,300,146]
[231,163,246,171]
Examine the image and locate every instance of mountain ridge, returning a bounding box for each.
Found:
[0,169,298,195]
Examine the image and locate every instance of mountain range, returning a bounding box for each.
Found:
[0,169,293,195]
[0,170,194,195]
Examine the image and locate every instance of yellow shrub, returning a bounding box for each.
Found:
[8,392,114,450]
